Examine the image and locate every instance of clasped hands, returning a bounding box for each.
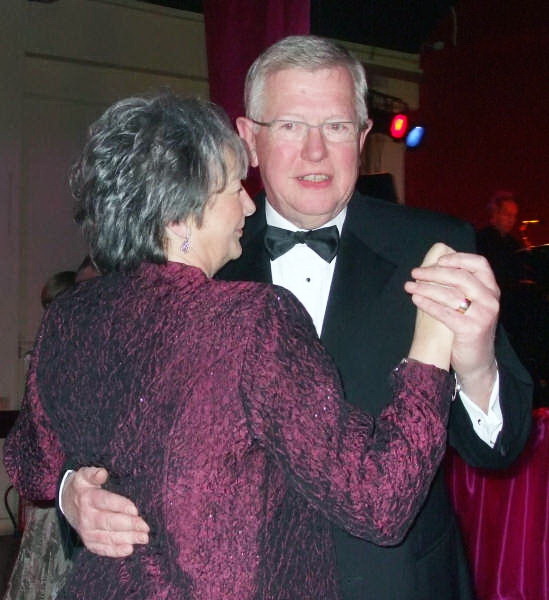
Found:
[405,243,500,411]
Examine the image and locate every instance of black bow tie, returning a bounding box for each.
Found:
[264,225,339,262]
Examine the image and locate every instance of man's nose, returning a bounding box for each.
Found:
[300,125,328,162]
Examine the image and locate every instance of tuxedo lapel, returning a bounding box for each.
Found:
[321,225,396,358]
[229,229,272,284]
[321,194,404,415]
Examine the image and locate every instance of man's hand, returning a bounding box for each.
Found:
[405,251,500,412]
[61,466,149,557]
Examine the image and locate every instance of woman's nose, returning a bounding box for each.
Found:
[241,188,255,216]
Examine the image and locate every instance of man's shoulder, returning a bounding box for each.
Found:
[476,225,498,239]
[349,191,467,228]
[346,192,475,252]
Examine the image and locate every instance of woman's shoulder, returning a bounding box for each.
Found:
[212,279,311,328]
[214,278,303,309]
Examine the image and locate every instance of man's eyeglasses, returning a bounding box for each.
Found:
[250,118,360,143]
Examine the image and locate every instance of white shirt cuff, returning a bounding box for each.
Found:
[458,370,503,447]
[58,469,74,516]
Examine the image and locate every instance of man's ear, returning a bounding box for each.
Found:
[358,120,373,153]
[236,117,258,168]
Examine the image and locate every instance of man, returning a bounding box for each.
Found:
[476,190,523,290]
[62,36,532,599]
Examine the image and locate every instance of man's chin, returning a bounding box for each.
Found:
[291,205,345,228]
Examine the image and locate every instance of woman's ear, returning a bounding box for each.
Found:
[165,220,192,258]
[236,117,259,168]
[166,221,189,241]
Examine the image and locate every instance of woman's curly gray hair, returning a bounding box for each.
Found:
[71,92,248,273]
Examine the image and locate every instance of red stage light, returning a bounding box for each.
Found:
[390,114,408,139]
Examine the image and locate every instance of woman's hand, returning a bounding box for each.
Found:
[407,243,455,371]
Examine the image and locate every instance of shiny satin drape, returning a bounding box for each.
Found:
[446,408,549,600]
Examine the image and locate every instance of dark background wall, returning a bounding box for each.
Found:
[406,0,549,246]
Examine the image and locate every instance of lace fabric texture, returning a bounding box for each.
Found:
[4,262,452,599]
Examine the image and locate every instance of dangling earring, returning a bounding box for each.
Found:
[180,230,191,254]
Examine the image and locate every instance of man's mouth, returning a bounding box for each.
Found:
[298,174,330,182]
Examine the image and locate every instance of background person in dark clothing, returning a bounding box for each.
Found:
[476,190,524,290]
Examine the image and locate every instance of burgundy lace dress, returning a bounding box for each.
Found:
[4,262,453,599]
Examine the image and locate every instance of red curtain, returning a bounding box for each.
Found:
[446,408,549,600]
[203,0,310,123]
[203,0,310,195]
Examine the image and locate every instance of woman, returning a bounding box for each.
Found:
[5,93,454,599]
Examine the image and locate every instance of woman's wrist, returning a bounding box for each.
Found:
[408,338,452,371]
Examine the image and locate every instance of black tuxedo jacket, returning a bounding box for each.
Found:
[218,191,532,600]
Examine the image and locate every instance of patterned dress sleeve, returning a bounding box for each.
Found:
[4,320,65,502]
[240,288,454,545]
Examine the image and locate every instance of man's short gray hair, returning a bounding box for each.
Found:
[244,35,369,128]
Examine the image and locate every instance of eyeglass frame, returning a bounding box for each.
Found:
[249,117,369,143]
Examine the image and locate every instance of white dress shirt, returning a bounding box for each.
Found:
[266,202,345,336]
[265,200,503,448]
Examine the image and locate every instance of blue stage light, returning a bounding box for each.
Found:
[406,126,425,148]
